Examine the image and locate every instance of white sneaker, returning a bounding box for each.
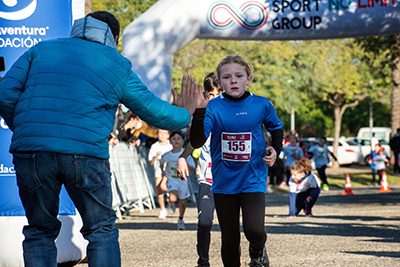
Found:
[177,219,185,230]
[158,209,167,220]
[168,203,176,215]
[266,187,273,194]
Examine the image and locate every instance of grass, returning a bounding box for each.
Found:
[327,169,400,189]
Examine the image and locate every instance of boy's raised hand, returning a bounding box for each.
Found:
[197,87,210,109]
[172,75,202,116]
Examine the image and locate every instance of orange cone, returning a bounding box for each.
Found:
[379,172,391,192]
[342,173,355,195]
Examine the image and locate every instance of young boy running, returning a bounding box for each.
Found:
[177,72,223,267]
[160,130,195,230]
[148,129,172,219]
[190,55,283,267]
[308,137,337,191]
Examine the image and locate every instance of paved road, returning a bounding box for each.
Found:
[79,181,400,266]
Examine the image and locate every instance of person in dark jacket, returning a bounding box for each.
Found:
[0,11,199,267]
[389,128,400,176]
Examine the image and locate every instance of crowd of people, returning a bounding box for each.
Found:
[1,10,400,267]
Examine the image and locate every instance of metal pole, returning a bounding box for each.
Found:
[369,97,373,150]
[291,107,295,132]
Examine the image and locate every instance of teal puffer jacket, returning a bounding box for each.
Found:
[0,16,190,159]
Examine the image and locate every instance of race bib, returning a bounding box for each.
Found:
[221,132,252,162]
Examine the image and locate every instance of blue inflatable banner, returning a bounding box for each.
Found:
[0,0,75,216]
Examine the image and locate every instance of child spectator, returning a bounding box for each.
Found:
[373,149,389,185]
[369,144,381,186]
[287,158,321,219]
[282,134,304,188]
[160,130,195,230]
[115,110,141,146]
[307,137,337,191]
[190,54,283,267]
[176,71,223,267]
[148,129,172,219]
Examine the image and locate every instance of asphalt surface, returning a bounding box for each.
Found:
[78,166,400,267]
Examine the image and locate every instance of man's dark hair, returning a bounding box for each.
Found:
[86,11,120,38]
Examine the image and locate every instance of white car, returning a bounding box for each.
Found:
[303,137,363,166]
[346,137,391,164]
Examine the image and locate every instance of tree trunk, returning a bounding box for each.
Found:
[85,0,92,15]
[329,95,359,169]
[391,34,400,136]
[332,105,341,168]
[390,34,400,167]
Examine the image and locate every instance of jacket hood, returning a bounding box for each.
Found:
[70,16,117,50]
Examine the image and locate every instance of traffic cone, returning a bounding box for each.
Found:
[342,173,355,195]
[379,172,391,192]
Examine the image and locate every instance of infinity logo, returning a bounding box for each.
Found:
[207,1,268,30]
[0,0,37,20]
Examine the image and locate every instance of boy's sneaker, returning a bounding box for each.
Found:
[158,208,167,220]
[305,207,313,216]
[168,202,176,215]
[249,246,269,267]
[177,219,185,230]
[279,181,288,189]
[322,183,329,191]
[266,186,273,194]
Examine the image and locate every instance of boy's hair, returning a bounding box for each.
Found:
[126,110,138,120]
[320,136,327,142]
[157,128,169,134]
[215,54,253,80]
[203,72,222,93]
[86,11,120,38]
[169,130,183,139]
[291,157,311,174]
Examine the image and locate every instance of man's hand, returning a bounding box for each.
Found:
[172,75,202,116]
[109,137,119,146]
[262,146,277,167]
[177,157,189,181]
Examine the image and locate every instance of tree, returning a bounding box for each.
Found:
[296,39,364,167]
[356,34,400,136]
[85,0,92,14]
[92,0,158,51]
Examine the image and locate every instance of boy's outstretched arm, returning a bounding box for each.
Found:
[177,142,195,181]
[190,108,207,149]
[329,150,337,162]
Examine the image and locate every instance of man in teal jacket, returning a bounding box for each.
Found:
[0,11,198,267]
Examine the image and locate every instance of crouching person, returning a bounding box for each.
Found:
[287,158,321,219]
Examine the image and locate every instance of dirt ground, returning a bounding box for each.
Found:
[78,177,400,266]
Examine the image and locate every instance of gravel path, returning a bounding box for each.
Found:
[79,182,400,266]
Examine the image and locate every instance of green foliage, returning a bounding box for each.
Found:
[92,0,158,51]
[91,0,392,138]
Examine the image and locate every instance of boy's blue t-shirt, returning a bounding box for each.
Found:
[308,144,330,168]
[204,93,283,194]
[283,145,304,168]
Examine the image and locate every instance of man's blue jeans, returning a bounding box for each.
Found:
[13,152,121,267]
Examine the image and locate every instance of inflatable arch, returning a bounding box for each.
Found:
[122,0,400,101]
